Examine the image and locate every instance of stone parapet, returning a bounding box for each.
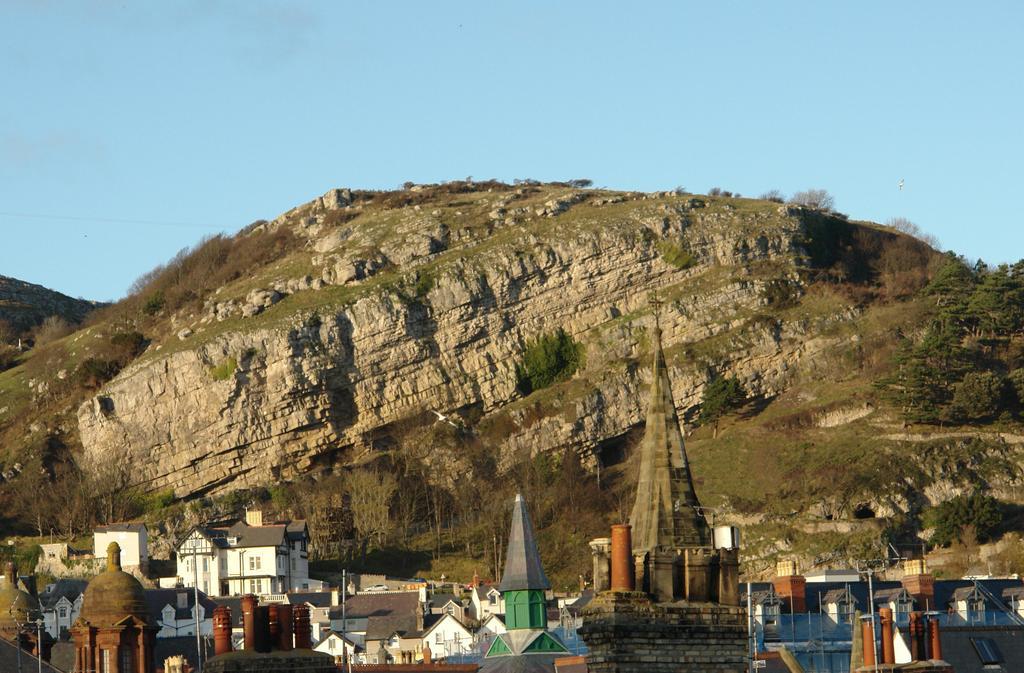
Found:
[579,593,748,673]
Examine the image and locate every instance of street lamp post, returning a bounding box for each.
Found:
[35,618,42,673]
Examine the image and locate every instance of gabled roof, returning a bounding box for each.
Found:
[952,586,984,602]
[822,588,857,606]
[40,579,88,610]
[144,588,217,623]
[314,629,361,652]
[498,494,550,592]
[475,584,501,601]
[874,587,911,604]
[421,612,471,639]
[431,592,461,607]
[364,613,420,640]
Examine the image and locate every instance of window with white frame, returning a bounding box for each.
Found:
[435,632,443,644]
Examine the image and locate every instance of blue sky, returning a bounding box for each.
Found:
[2,1,1022,300]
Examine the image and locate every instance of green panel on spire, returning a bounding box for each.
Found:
[523,632,569,653]
[629,321,711,551]
[504,589,547,630]
[485,636,512,657]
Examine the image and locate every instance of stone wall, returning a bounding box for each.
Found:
[580,593,748,673]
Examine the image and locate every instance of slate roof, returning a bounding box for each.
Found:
[180,517,308,552]
[145,587,218,623]
[0,638,63,673]
[431,593,461,607]
[50,641,76,672]
[287,590,336,608]
[212,596,243,628]
[940,625,1024,673]
[497,495,550,592]
[329,591,421,622]
[39,579,87,610]
[153,636,201,669]
[475,585,500,601]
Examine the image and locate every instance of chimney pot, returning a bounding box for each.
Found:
[879,607,895,665]
[610,525,635,592]
[277,604,294,651]
[213,606,233,656]
[241,594,258,651]
[861,618,876,667]
[293,604,312,649]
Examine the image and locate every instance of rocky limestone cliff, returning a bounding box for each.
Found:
[75,187,858,499]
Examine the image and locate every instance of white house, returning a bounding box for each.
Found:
[313,630,361,664]
[477,613,506,640]
[145,588,217,638]
[469,584,503,622]
[95,522,148,570]
[421,613,473,658]
[40,579,87,639]
[174,510,312,597]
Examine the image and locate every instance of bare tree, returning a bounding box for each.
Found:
[791,188,835,211]
[32,316,73,346]
[887,217,941,249]
[759,189,785,203]
[346,468,397,552]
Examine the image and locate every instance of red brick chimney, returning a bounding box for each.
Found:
[772,560,806,613]
[901,559,935,611]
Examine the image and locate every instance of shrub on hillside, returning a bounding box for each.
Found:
[759,189,785,203]
[124,228,301,319]
[657,241,697,270]
[515,329,584,395]
[925,493,1001,547]
[0,344,18,372]
[949,371,1006,422]
[1008,370,1024,407]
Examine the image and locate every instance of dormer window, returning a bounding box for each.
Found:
[488,592,497,606]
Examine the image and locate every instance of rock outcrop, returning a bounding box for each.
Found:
[74,189,858,498]
[0,275,98,333]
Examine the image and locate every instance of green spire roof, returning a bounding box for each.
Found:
[628,321,710,551]
[498,494,551,592]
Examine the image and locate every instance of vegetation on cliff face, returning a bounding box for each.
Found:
[4,179,1020,587]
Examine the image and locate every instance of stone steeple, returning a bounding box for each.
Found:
[629,314,710,551]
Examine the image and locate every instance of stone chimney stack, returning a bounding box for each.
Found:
[772,560,806,613]
[245,509,264,527]
[901,558,935,610]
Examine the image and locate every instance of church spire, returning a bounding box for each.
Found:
[498,494,551,592]
[629,304,709,552]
